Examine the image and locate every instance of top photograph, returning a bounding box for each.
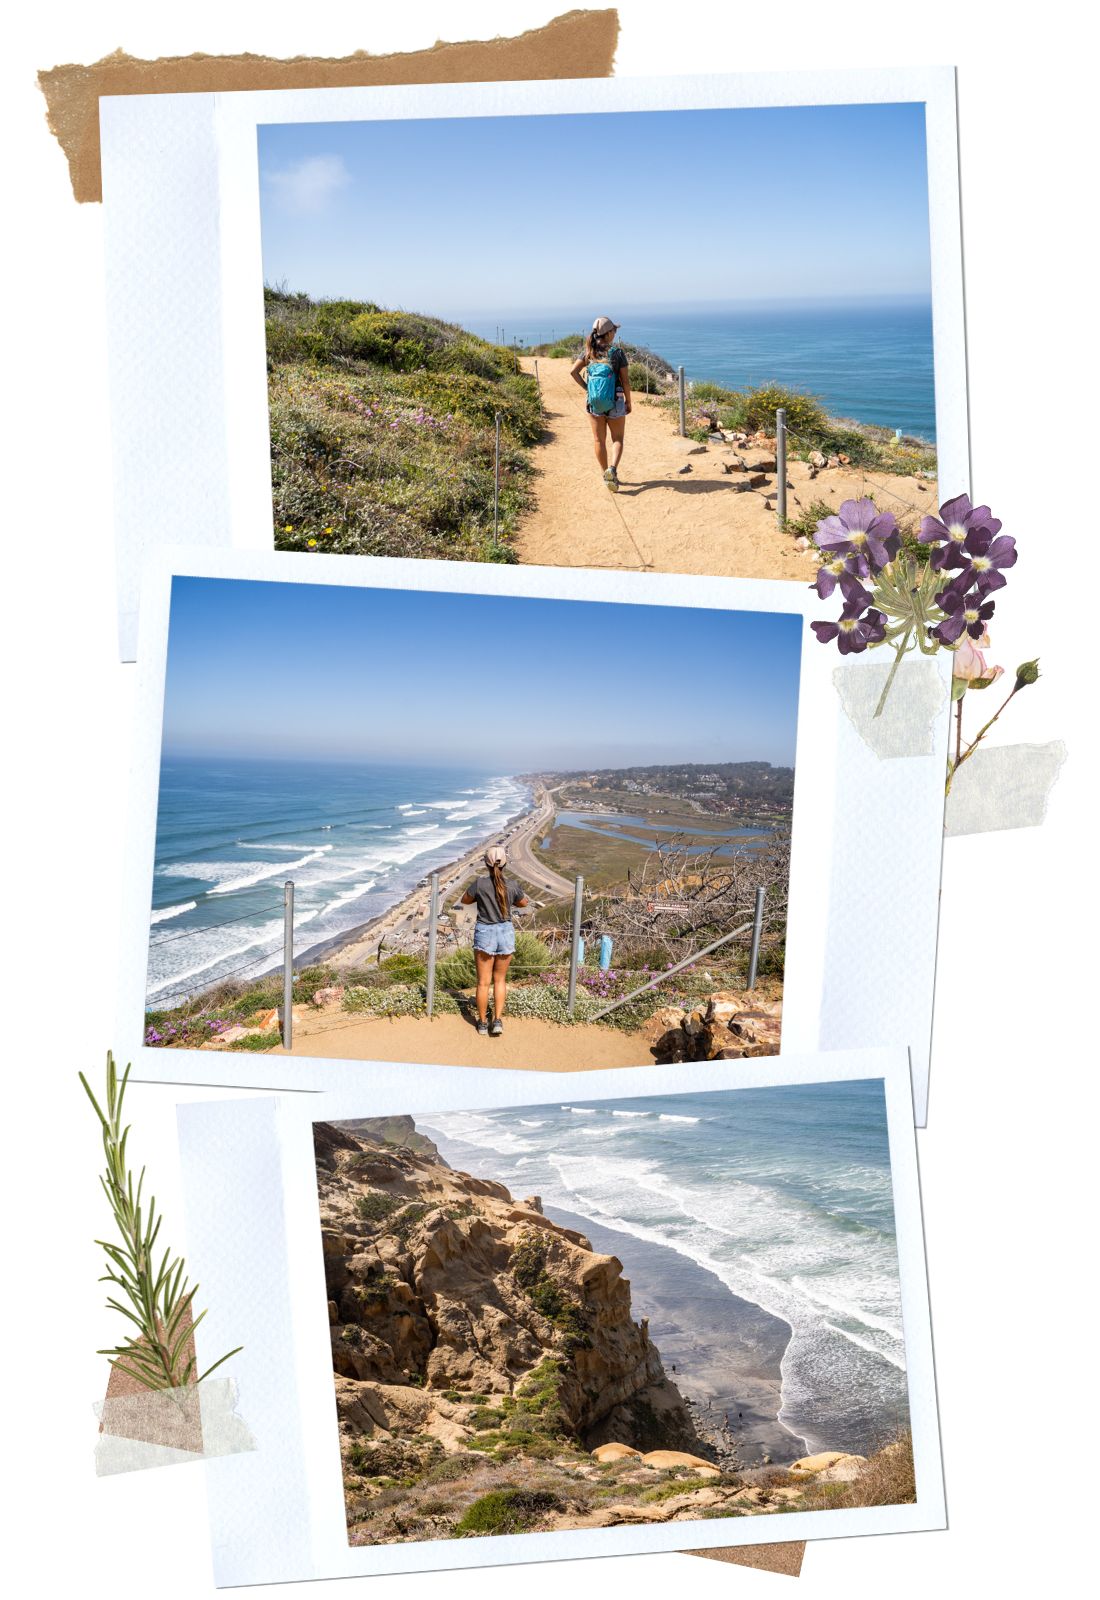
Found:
[259,100,939,580]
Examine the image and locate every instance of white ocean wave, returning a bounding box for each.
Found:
[161,846,332,895]
[150,901,196,924]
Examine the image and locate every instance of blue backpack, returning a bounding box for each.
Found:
[586,348,619,414]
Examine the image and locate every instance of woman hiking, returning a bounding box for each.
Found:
[571,316,632,493]
[460,846,529,1036]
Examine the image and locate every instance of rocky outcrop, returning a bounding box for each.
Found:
[314,1121,697,1469]
[644,991,782,1064]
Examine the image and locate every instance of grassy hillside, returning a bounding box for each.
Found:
[266,288,542,562]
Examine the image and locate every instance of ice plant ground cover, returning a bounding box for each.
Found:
[809,493,1040,790]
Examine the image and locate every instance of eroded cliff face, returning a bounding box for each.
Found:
[314,1119,694,1459]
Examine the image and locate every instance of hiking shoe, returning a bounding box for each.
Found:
[476,1020,490,1036]
[489,1018,504,1037]
[605,468,620,493]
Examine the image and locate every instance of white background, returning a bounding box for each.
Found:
[2,3,1096,1598]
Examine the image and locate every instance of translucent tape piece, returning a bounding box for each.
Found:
[94,1377,256,1475]
[944,741,1068,836]
[833,658,947,759]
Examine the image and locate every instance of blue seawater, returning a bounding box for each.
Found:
[147,758,529,1004]
[423,1080,909,1456]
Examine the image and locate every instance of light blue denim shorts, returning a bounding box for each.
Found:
[473,919,516,956]
[587,392,627,420]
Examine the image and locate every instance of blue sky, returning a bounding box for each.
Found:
[162,578,802,768]
[258,103,932,315]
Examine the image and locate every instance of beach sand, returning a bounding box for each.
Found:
[547,1205,804,1466]
[517,355,936,578]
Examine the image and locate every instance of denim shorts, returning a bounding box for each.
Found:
[473,919,516,956]
[587,392,627,420]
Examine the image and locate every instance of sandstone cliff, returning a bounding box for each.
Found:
[314,1119,914,1543]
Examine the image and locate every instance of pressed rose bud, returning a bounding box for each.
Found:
[1014,658,1040,689]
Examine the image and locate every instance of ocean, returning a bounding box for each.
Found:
[464,300,936,442]
[147,758,529,1005]
[422,1080,908,1458]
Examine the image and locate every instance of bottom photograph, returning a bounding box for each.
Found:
[318,1082,911,1544]
[176,1051,942,1583]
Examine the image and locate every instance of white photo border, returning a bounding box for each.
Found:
[179,1048,945,1585]
[121,546,948,1123]
[101,66,967,659]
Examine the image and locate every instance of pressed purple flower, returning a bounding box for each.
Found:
[811,586,888,654]
[931,579,996,644]
[918,493,1002,571]
[815,498,900,570]
[813,550,871,599]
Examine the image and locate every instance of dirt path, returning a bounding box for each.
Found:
[516,356,937,580]
[270,1010,655,1070]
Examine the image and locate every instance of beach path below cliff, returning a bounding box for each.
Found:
[516,355,937,579]
[270,1010,654,1069]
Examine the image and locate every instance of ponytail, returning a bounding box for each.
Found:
[585,329,612,365]
[489,861,511,922]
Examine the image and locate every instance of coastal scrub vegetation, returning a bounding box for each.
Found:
[266,286,542,562]
[144,833,789,1051]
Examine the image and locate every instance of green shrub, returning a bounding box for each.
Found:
[433,947,477,989]
[453,1488,562,1537]
[354,1190,400,1224]
[227,1031,275,1052]
[510,1234,591,1350]
[378,953,427,983]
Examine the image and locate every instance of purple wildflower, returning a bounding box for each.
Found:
[931,581,997,644]
[816,498,900,571]
[813,550,871,599]
[918,493,1003,571]
[811,572,888,655]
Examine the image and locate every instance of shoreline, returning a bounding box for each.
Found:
[148,781,546,1008]
[294,783,555,972]
[545,1203,808,1467]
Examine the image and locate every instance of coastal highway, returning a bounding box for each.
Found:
[488,784,573,903]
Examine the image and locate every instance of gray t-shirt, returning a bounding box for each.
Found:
[468,874,523,925]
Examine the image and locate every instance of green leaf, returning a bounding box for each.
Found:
[197,1347,244,1384]
[965,675,997,690]
[951,677,968,701]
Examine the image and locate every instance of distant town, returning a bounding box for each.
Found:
[521,762,795,822]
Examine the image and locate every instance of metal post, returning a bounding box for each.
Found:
[776,409,787,527]
[513,337,518,373]
[567,875,584,1017]
[747,886,766,990]
[677,365,687,436]
[282,880,294,1049]
[493,412,501,542]
[425,872,439,1018]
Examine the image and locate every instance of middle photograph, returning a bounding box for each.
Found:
[123,554,948,1119]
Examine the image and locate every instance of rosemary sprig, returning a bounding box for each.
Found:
[80,1052,242,1390]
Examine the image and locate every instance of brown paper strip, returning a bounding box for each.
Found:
[38,9,619,203]
[55,7,804,1570]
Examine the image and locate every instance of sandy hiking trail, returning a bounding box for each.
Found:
[269,1010,655,1070]
[516,356,937,580]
